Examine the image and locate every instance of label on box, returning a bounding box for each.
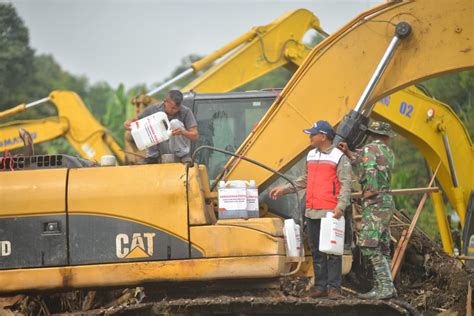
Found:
[218,188,247,211]
[246,188,259,213]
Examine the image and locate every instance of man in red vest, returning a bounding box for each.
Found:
[269,120,352,299]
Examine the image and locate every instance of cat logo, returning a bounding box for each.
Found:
[0,241,11,257]
[115,233,155,259]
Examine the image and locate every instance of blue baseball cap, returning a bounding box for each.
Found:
[303,120,335,137]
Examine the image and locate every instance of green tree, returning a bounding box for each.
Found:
[125,83,147,118]
[423,70,474,139]
[103,84,128,147]
[4,54,91,122]
[30,54,89,99]
[391,137,439,237]
[84,81,115,119]
[0,3,35,108]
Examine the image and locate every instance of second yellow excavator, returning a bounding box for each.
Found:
[0,91,125,164]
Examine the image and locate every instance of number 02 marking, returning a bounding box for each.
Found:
[399,102,413,118]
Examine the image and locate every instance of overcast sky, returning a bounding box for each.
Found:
[8,0,379,88]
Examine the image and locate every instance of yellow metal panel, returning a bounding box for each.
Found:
[216,218,284,237]
[68,164,190,239]
[187,166,213,225]
[0,169,67,215]
[190,225,285,257]
[0,256,287,292]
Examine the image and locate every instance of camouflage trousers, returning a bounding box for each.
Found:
[358,194,395,261]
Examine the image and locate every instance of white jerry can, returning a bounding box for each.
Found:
[131,111,172,150]
[319,212,345,255]
[246,180,259,218]
[283,219,303,258]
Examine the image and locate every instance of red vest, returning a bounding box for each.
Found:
[306,147,343,209]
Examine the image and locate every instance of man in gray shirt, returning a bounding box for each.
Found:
[125,90,199,163]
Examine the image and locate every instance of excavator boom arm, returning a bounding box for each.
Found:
[0,91,125,164]
[225,0,473,226]
[0,118,69,152]
[182,9,323,93]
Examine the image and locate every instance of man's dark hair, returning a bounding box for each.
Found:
[326,131,335,141]
[168,90,183,106]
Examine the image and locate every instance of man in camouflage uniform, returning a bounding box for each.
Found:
[339,121,397,300]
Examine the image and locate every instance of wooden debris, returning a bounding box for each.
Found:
[467,281,472,316]
[351,187,439,198]
[391,162,441,279]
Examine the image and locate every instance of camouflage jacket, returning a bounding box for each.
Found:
[351,139,395,193]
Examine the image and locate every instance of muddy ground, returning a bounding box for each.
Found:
[1,211,472,315]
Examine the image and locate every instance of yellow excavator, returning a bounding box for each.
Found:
[0,0,473,293]
[0,91,125,164]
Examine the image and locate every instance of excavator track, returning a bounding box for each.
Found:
[22,284,417,316]
[107,294,415,316]
[112,280,415,315]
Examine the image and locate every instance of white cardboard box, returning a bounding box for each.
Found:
[218,187,248,219]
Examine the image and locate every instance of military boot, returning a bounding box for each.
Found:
[359,253,397,300]
[371,253,397,299]
[384,256,398,298]
[358,249,380,299]
[357,279,379,299]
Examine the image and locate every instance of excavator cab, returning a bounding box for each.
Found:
[183,90,277,182]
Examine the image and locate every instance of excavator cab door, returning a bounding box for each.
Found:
[189,91,276,184]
